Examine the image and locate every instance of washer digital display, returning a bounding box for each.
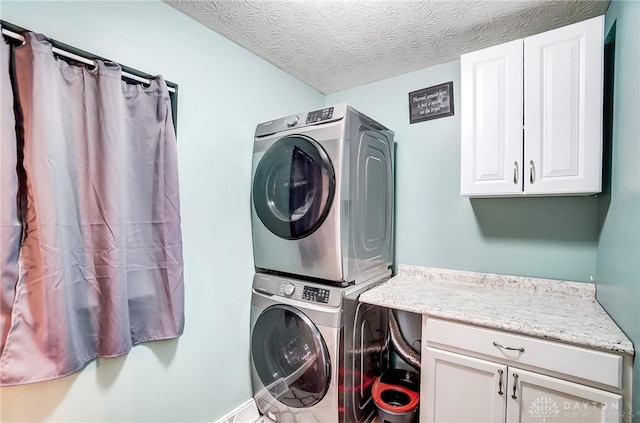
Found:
[302,286,330,303]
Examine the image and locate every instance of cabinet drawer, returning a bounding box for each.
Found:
[425,318,622,389]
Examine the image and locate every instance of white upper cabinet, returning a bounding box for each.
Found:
[461,16,604,197]
[524,16,604,195]
[461,40,524,196]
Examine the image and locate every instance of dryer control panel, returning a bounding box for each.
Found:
[306,107,334,124]
[254,103,348,137]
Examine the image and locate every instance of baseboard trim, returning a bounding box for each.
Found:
[213,398,260,423]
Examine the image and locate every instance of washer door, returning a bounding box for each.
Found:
[253,135,335,240]
[251,304,331,408]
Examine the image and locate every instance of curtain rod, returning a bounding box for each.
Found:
[2,27,176,94]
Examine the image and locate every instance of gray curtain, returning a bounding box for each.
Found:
[0,32,184,386]
[0,31,22,371]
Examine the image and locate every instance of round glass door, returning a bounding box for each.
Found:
[253,135,335,240]
[251,305,331,408]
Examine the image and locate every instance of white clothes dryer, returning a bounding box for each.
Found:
[251,104,394,285]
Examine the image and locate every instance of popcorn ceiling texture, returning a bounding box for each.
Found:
[165,0,609,93]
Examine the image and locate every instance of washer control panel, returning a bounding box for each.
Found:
[271,279,339,306]
[302,286,330,304]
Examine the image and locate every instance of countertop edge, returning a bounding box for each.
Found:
[361,295,634,355]
[360,266,635,356]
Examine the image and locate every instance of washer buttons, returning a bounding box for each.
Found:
[283,283,295,296]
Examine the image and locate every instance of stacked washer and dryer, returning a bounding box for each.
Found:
[249,104,395,423]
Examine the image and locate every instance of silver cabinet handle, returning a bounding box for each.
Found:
[513,161,519,185]
[511,373,519,399]
[498,369,504,395]
[493,341,525,353]
[529,160,535,184]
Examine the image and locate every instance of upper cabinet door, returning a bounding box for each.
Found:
[461,40,524,196]
[524,16,604,195]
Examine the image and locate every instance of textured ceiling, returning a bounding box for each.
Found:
[165,0,610,94]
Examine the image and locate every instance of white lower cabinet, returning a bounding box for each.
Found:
[422,318,630,423]
[506,368,622,423]
[425,348,507,422]
[424,348,622,423]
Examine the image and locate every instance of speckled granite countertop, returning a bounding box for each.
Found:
[360,265,634,355]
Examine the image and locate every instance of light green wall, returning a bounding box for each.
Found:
[1,1,637,421]
[327,7,638,417]
[0,1,323,422]
[598,1,640,420]
[326,63,600,283]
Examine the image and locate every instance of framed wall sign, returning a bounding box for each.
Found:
[409,81,454,124]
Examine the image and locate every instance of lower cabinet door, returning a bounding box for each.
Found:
[424,347,507,423]
[506,367,623,423]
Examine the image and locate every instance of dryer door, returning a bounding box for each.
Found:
[253,135,335,240]
[251,304,331,408]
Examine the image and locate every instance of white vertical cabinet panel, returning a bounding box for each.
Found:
[506,368,622,423]
[524,16,604,195]
[423,347,507,423]
[461,40,523,196]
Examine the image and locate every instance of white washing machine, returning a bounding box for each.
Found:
[251,104,394,285]
[250,271,390,423]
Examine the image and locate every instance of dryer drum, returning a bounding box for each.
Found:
[253,135,335,240]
